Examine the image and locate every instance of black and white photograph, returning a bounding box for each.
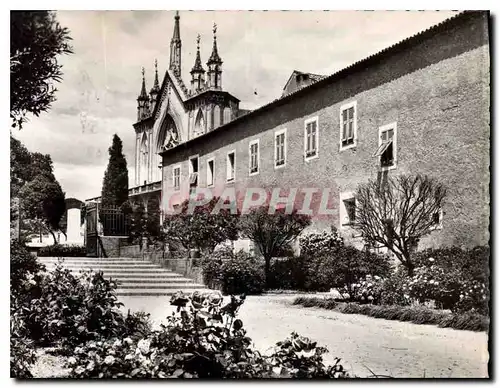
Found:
[9,8,491,379]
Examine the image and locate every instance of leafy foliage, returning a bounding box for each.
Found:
[10,240,46,296]
[239,206,311,287]
[101,134,129,209]
[354,174,446,275]
[146,196,162,242]
[10,11,72,129]
[299,229,343,257]
[37,244,86,257]
[202,248,265,295]
[66,291,350,379]
[163,197,239,254]
[18,174,66,244]
[14,262,151,349]
[11,306,37,378]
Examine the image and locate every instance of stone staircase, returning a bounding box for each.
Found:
[38,257,207,296]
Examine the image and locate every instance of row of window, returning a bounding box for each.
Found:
[171,102,398,190]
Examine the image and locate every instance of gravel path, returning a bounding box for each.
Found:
[118,294,489,378]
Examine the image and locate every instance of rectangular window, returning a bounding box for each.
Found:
[339,102,357,150]
[374,122,397,170]
[249,140,259,175]
[275,129,287,168]
[189,156,199,187]
[227,151,235,182]
[340,191,356,228]
[304,117,318,160]
[430,209,443,230]
[172,166,181,191]
[207,158,214,187]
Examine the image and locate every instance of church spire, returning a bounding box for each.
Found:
[169,11,182,76]
[190,34,206,93]
[150,59,160,107]
[138,67,148,100]
[207,23,222,65]
[207,23,223,90]
[151,59,160,92]
[137,67,150,121]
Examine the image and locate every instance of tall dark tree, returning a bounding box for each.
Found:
[101,134,129,209]
[146,196,162,243]
[10,11,72,129]
[10,136,31,196]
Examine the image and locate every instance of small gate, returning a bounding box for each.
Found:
[85,202,99,257]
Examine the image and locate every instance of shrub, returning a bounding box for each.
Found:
[305,247,391,293]
[10,240,45,296]
[202,248,265,295]
[292,296,489,332]
[15,263,152,348]
[409,246,489,314]
[10,301,37,378]
[268,256,309,290]
[37,244,86,257]
[66,291,350,379]
[299,229,343,257]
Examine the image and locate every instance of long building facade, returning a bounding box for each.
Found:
[129,11,489,251]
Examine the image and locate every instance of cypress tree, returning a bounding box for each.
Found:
[101,134,129,209]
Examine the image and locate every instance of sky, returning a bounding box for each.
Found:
[12,10,458,201]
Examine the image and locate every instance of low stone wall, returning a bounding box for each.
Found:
[98,236,129,258]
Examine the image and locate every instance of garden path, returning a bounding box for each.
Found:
[118,294,489,378]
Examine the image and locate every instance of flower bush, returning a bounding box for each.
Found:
[10,300,37,378]
[299,228,343,257]
[202,247,265,295]
[344,275,385,304]
[14,261,151,348]
[67,291,350,379]
[10,240,45,296]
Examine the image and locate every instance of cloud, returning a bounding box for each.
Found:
[16,10,457,201]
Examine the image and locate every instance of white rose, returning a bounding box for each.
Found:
[104,355,115,365]
[137,339,151,354]
[125,354,134,361]
[124,337,133,346]
[113,339,122,348]
[68,357,77,365]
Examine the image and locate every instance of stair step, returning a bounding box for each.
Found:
[39,256,147,261]
[39,260,151,265]
[43,267,176,274]
[116,289,207,297]
[115,284,205,290]
[41,263,159,268]
[116,278,196,284]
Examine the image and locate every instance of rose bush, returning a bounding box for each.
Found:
[202,248,265,295]
[66,291,350,379]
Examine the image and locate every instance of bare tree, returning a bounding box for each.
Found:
[353,174,446,276]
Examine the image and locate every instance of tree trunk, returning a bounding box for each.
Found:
[406,258,415,277]
[49,230,58,245]
[264,255,271,289]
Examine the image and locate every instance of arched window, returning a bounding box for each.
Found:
[194,109,205,135]
[223,107,231,125]
[140,133,149,184]
[213,105,221,129]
